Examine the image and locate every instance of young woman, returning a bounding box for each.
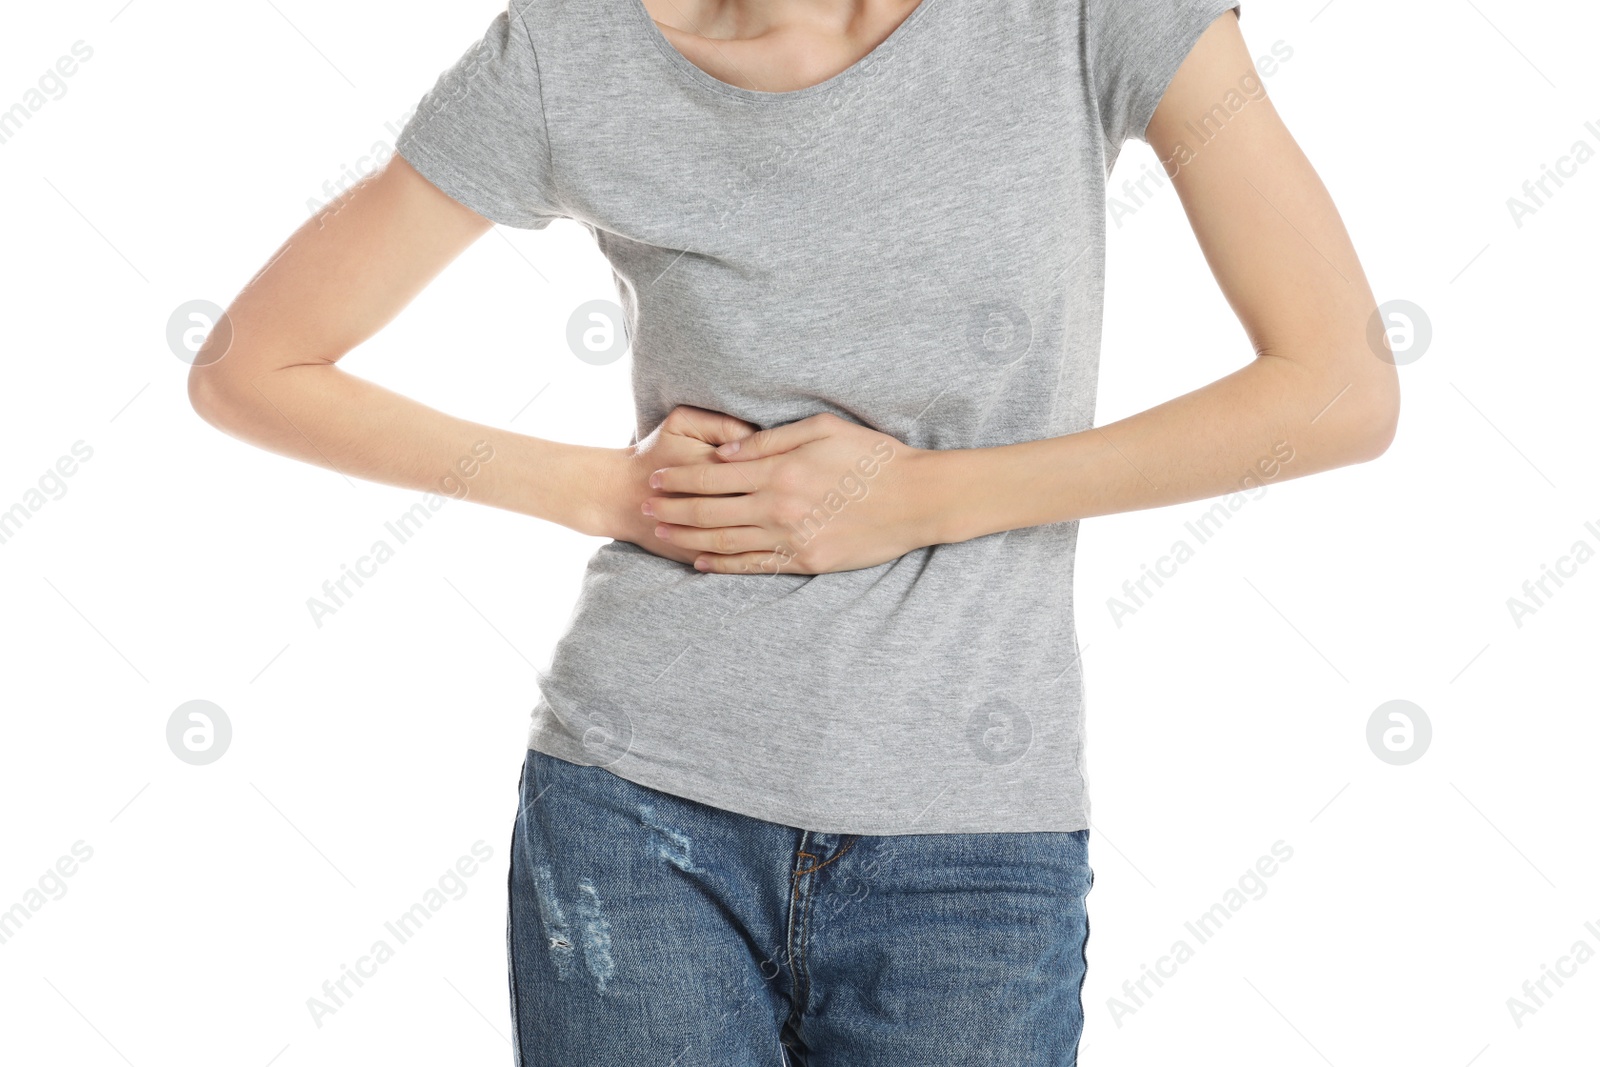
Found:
[191,0,1398,1061]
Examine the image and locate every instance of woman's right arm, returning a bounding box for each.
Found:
[187,155,748,562]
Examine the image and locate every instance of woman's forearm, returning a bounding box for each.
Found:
[191,362,617,535]
[926,349,1398,544]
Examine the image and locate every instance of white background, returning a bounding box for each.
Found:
[1,0,1595,1064]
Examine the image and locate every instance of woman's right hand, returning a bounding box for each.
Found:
[597,406,759,566]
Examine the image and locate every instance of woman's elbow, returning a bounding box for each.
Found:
[1346,375,1402,463]
[187,357,270,437]
[187,364,240,432]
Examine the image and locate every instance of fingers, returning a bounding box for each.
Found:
[714,413,837,461]
[692,549,797,575]
[649,455,773,495]
[652,523,777,555]
[664,405,759,445]
[644,493,755,529]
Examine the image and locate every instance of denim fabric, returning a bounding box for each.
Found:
[508,748,1093,1065]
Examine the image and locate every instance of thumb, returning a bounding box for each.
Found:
[714,415,831,461]
[665,405,758,446]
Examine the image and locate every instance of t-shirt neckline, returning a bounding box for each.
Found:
[622,0,943,104]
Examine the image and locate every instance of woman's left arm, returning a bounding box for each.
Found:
[646,12,1401,574]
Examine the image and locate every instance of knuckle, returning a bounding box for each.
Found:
[688,499,712,527]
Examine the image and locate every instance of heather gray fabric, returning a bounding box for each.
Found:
[397,0,1241,834]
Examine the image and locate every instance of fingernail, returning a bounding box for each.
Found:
[641,500,654,516]
[655,524,670,540]
[694,556,710,570]
[716,441,740,456]
[649,472,664,488]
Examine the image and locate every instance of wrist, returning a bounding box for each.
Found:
[905,446,972,547]
[914,446,1011,546]
[536,443,630,540]
[580,445,635,540]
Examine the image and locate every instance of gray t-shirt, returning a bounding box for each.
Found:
[397,0,1240,835]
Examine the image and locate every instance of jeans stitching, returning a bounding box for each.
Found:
[793,835,858,876]
[784,832,812,1039]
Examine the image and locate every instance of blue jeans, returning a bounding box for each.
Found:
[508,748,1094,1065]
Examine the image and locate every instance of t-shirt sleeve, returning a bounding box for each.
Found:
[395,3,564,229]
[1087,0,1242,152]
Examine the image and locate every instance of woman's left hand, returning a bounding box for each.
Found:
[641,412,940,574]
